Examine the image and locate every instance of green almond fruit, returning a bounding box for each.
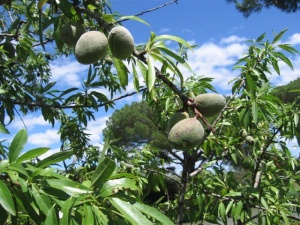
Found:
[193,93,226,117]
[75,31,108,65]
[61,21,86,46]
[168,118,204,150]
[108,26,134,60]
[167,111,190,131]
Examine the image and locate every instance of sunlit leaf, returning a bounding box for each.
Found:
[109,198,153,225]
[116,16,150,27]
[133,202,174,225]
[8,129,28,163]
[0,180,16,215]
[146,56,156,91]
[114,57,129,89]
[272,28,287,44]
[90,157,116,188]
[16,147,50,163]
[99,178,138,197]
[36,150,73,168]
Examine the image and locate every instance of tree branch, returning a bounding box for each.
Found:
[252,124,283,188]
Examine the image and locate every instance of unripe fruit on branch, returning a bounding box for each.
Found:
[61,21,86,46]
[75,31,108,65]
[108,26,134,60]
[2,42,15,58]
[239,129,248,138]
[168,118,204,150]
[193,93,226,117]
[167,111,190,131]
[245,135,255,145]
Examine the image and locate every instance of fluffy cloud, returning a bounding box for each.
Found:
[50,57,88,87]
[28,129,60,146]
[10,115,50,131]
[86,116,110,144]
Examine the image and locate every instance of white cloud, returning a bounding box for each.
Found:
[10,115,50,131]
[286,33,300,46]
[159,28,171,34]
[50,57,88,87]
[86,116,110,144]
[28,129,60,146]
[220,35,246,44]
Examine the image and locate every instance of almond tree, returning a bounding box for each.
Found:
[0,0,299,225]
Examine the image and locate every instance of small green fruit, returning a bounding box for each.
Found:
[2,42,15,58]
[193,93,226,117]
[167,111,190,131]
[61,21,86,46]
[168,118,204,150]
[75,31,108,65]
[245,135,255,145]
[239,129,248,138]
[108,26,134,60]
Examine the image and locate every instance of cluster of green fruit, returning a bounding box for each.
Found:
[60,21,134,64]
[1,41,15,59]
[239,128,255,145]
[167,93,226,150]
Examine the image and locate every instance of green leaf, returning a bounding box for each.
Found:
[0,180,16,215]
[132,63,140,93]
[8,129,28,163]
[261,197,269,210]
[156,46,191,71]
[133,202,174,225]
[31,184,52,216]
[233,201,243,222]
[16,147,50,163]
[99,178,138,197]
[225,192,242,197]
[82,203,95,225]
[251,101,258,124]
[38,9,46,51]
[0,123,9,134]
[151,35,192,49]
[256,32,266,43]
[46,179,90,196]
[43,206,58,225]
[109,198,153,225]
[116,15,150,27]
[226,200,234,214]
[113,58,129,89]
[146,56,156,91]
[218,201,226,221]
[272,28,287,44]
[56,0,81,21]
[280,210,290,225]
[36,150,73,168]
[90,157,116,188]
[137,60,147,81]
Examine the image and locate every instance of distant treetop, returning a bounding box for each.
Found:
[227,0,300,17]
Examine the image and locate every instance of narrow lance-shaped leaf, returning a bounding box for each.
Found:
[36,150,73,168]
[116,16,150,27]
[8,129,28,163]
[114,57,129,89]
[43,206,58,225]
[16,147,50,163]
[133,202,174,225]
[146,56,156,91]
[132,63,140,93]
[90,157,116,188]
[272,28,288,44]
[151,35,192,49]
[0,180,16,215]
[109,198,153,225]
[82,203,95,225]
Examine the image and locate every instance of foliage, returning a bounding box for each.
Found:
[271,77,300,103]
[227,0,300,17]
[0,0,299,225]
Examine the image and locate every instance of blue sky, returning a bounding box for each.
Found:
[2,0,300,159]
